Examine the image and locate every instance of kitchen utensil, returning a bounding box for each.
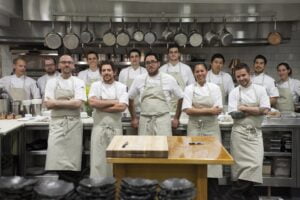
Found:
[116,18,131,46]
[103,18,116,46]
[0,99,9,115]
[22,99,31,115]
[31,98,42,116]
[12,101,21,115]
[80,17,93,44]
[133,18,144,42]
[144,18,157,45]
[63,18,80,50]
[188,19,203,47]
[162,18,174,41]
[268,17,282,45]
[45,20,62,49]
[34,180,74,198]
[174,19,188,47]
[204,18,219,46]
[219,18,233,46]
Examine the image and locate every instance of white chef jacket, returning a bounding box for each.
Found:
[182,82,223,110]
[89,81,128,105]
[78,69,102,84]
[207,70,235,96]
[0,74,40,99]
[276,78,300,103]
[228,83,270,112]
[44,76,86,101]
[37,71,60,97]
[251,73,279,98]
[159,62,195,86]
[128,72,184,103]
[118,66,147,87]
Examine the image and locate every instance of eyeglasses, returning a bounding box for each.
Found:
[59,61,73,65]
[145,60,158,66]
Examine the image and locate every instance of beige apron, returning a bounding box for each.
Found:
[276,79,294,112]
[45,77,83,171]
[139,74,172,136]
[208,72,227,108]
[90,83,122,177]
[126,67,142,112]
[166,63,186,112]
[9,76,27,155]
[187,83,223,178]
[231,86,264,183]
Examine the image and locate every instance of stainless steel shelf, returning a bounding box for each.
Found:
[28,150,90,155]
[264,152,292,157]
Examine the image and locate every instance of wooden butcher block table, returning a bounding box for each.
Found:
[106,136,234,200]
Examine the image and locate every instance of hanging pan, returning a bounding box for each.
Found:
[174,19,188,47]
[63,18,80,50]
[133,18,144,42]
[144,18,157,45]
[80,17,93,44]
[189,19,203,47]
[45,20,62,49]
[103,18,116,46]
[267,17,282,45]
[162,19,174,41]
[204,18,219,46]
[219,17,233,46]
[116,18,131,46]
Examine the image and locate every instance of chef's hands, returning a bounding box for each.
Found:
[211,106,222,115]
[172,118,180,129]
[44,99,56,109]
[238,104,248,112]
[131,117,139,129]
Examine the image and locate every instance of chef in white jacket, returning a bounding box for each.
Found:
[0,57,40,101]
[182,63,223,200]
[251,55,279,107]
[44,55,86,183]
[276,62,300,112]
[224,63,270,200]
[159,44,195,112]
[119,49,147,113]
[128,53,184,136]
[207,53,234,108]
[37,57,60,98]
[89,61,128,177]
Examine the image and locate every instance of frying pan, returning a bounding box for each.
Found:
[162,19,174,41]
[219,18,233,46]
[133,18,144,42]
[188,19,203,47]
[116,18,131,46]
[174,19,188,47]
[267,18,282,45]
[63,18,80,50]
[103,19,116,46]
[204,18,219,46]
[80,17,93,44]
[45,21,62,49]
[144,18,157,45]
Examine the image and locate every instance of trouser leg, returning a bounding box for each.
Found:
[208,178,221,200]
[222,180,248,200]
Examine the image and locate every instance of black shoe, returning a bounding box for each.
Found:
[208,178,221,200]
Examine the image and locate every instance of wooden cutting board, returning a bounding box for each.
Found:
[106,136,168,158]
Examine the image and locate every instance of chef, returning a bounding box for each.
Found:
[78,51,102,115]
[182,63,223,200]
[44,55,86,182]
[0,57,40,101]
[276,62,300,112]
[119,48,147,112]
[225,63,270,200]
[207,53,234,108]
[37,57,60,98]
[159,44,195,112]
[128,53,184,136]
[88,61,128,177]
[251,55,279,107]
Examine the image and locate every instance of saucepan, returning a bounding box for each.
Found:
[45,21,62,49]
[103,19,116,46]
[116,18,131,46]
[80,17,93,44]
[174,19,188,47]
[63,18,80,50]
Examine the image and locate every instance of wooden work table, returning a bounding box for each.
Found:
[107,136,234,200]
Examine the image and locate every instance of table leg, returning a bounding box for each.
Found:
[0,136,2,176]
[113,164,126,200]
[196,165,207,200]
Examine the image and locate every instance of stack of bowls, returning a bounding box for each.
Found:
[34,179,77,200]
[158,178,196,200]
[120,177,158,200]
[76,177,116,200]
[0,176,37,200]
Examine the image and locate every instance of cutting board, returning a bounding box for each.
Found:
[106,136,168,158]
